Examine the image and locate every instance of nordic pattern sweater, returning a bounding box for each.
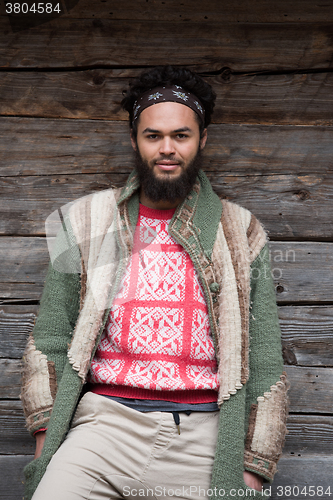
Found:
[21,169,289,500]
[89,203,218,400]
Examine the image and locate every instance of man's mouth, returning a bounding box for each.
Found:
[155,160,181,171]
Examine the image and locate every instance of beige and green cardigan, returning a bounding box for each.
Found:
[21,169,288,500]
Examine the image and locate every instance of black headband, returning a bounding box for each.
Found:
[132,85,205,126]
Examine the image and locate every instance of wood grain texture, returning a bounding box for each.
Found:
[1,172,333,239]
[0,455,31,499]
[1,239,332,303]
[205,125,333,175]
[271,457,333,499]
[0,173,126,236]
[64,0,333,23]
[1,118,333,177]
[270,242,333,304]
[0,117,133,177]
[0,401,34,455]
[280,306,333,367]
[0,237,48,301]
[1,16,333,71]
[212,72,333,126]
[0,359,21,399]
[203,172,333,240]
[284,415,333,456]
[0,306,38,359]
[1,70,333,126]
[286,366,333,414]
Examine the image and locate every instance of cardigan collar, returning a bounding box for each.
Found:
[116,168,223,261]
[115,169,223,364]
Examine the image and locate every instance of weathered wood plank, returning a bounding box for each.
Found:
[284,415,333,456]
[0,306,38,359]
[0,237,48,301]
[0,118,133,177]
[65,0,333,23]
[286,366,333,414]
[1,71,333,126]
[271,457,333,500]
[0,173,126,236]
[1,16,333,71]
[1,172,333,239]
[0,70,130,122]
[1,118,333,177]
[0,359,22,399]
[212,173,333,240]
[270,242,333,304]
[212,72,333,126]
[205,125,333,176]
[0,401,34,455]
[1,239,332,303]
[0,455,31,499]
[2,305,333,366]
[280,306,333,367]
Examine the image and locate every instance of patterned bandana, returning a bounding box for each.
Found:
[132,85,205,126]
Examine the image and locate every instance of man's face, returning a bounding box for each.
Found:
[131,101,207,204]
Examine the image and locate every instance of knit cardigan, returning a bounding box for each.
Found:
[21,170,288,500]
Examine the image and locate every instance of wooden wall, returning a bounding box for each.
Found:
[1,1,333,498]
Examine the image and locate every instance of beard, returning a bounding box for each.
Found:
[134,147,203,203]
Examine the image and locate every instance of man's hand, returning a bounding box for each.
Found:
[243,470,263,492]
[34,431,46,459]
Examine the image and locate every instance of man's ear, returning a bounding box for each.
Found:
[130,129,137,151]
[200,128,208,150]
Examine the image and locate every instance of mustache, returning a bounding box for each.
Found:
[134,147,203,203]
[153,156,182,164]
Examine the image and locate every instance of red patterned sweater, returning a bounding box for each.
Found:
[89,204,218,403]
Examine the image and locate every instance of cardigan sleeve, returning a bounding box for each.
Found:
[243,243,289,482]
[21,218,81,436]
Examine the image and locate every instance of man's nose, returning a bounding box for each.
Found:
[159,137,176,155]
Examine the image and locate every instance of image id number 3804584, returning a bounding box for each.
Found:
[276,486,331,497]
[5,3,61,13]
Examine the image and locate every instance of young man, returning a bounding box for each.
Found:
[21,66,288,500]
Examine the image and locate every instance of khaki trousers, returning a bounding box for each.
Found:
[32,392,220,500]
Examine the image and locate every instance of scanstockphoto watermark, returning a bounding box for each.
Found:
[122,485,272,497]
[250,248,296,282]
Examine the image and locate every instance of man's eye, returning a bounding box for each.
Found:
[147,134,158,139]
[177,134,187,139]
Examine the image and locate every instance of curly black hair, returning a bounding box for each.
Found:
[121,65,216,137]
